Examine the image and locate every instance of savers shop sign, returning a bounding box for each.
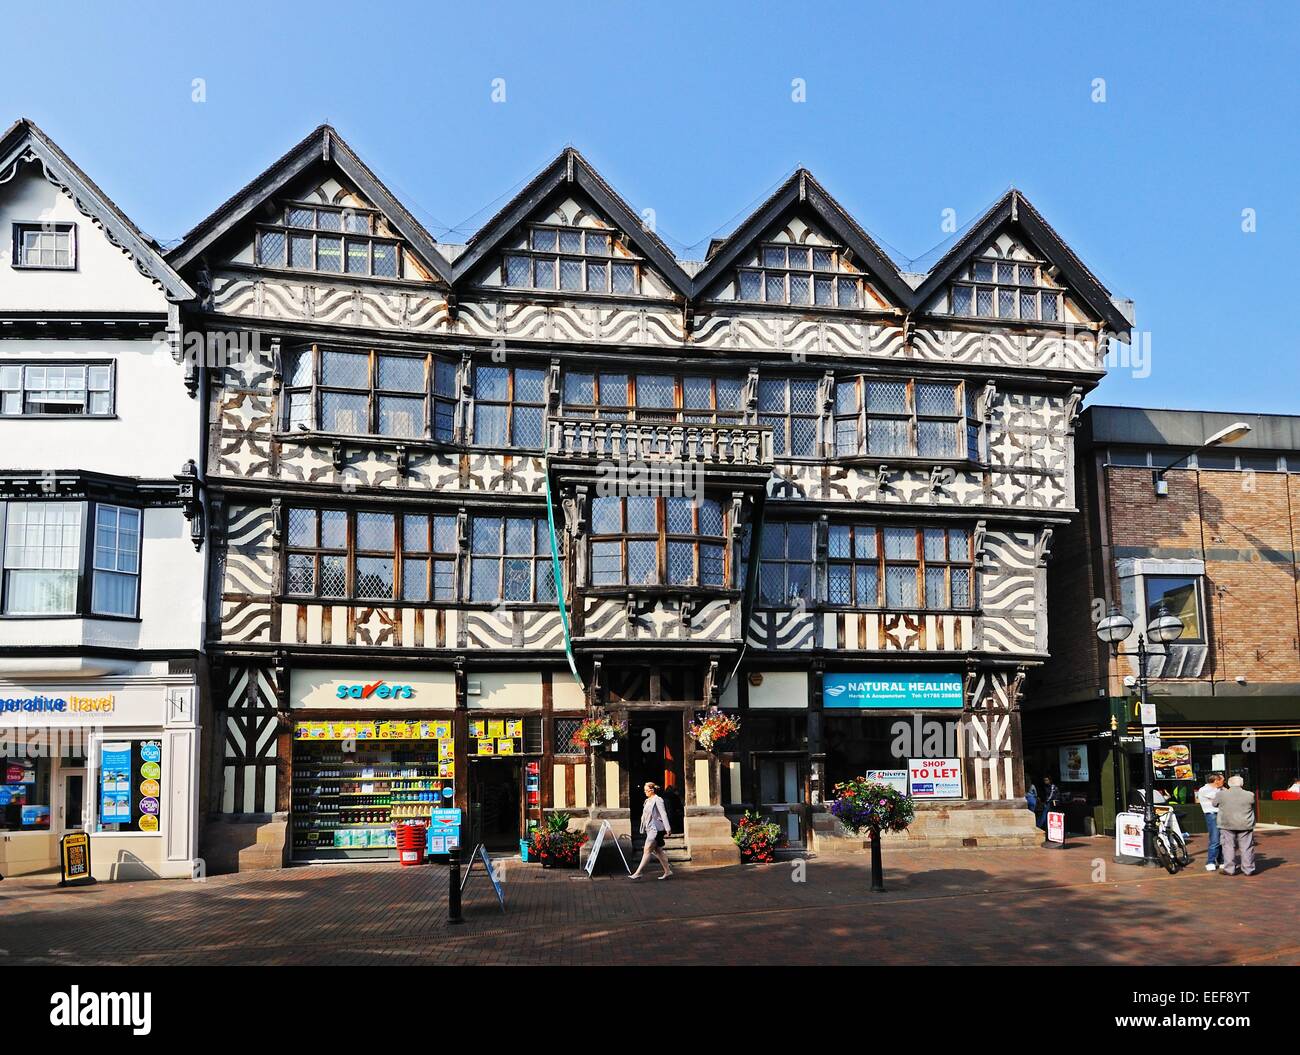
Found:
[823,673,963,709]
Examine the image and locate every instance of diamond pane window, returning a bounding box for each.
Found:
[378,355,424,393]
[951,256,1059,321]
[589,496,728,590]
[508,225,638,293]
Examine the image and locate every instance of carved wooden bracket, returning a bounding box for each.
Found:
[1035,527,1054,567]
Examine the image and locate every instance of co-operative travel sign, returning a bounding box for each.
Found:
[823,673,963,708]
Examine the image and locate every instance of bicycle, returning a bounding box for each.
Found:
[1153,806,1190,873]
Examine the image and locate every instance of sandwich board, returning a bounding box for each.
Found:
[584,819,633,877]
[459,843,506,912]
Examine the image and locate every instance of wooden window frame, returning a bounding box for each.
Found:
[470,362,546,450]
[588,495,729,590]
[255,201,404,280]
[827,523,974,612]
[755,520,815,608]
[949,256,1062,322]
[561,371,744,425]
[833,376,971,461]
[737,241,862,308]
[11,221,77,270]
[502,223,642,295]
[757,376,820,458]
[468,514,554,605]
[282,345,458,443]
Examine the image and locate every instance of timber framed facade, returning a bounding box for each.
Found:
[175,126,1133,868]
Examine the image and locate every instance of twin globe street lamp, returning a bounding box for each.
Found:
[1096,602,1183,863]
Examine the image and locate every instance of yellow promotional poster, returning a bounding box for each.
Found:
[505,719,523,738]
[470,720,486,738]
[439,761,454,778]
[59,831,94,886]
[438,739,454,759]
[477,738,495,755]
[433,721,451,739]
[497,738,515,755]
[487,720,505,739]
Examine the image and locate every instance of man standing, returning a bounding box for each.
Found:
[1214,774,1257,877]
[1196,771,1225,871]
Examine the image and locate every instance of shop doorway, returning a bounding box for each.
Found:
[755,755,807,848]
[59,769,86,832]
[469,757,522,852]
[628,712,685,834]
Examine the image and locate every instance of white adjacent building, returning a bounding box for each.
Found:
[0,119,203,879]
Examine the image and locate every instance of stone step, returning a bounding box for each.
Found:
[632,835,692,863]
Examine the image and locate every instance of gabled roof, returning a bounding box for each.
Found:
[168,124,454,285]
[0,118,193,302]
[690,169,915,307]
[452,147,694,297]
[912,189,1132,334]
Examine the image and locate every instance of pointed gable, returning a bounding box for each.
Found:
[0,118,192,303]
[913,189,1132,335]
[692,169,914,310]
[452,147,693,299]
[169,124,453,286]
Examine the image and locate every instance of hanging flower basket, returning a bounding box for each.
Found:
[688,707,741,752]
[828,778,915,892]
[732,809,781,863]
[570,714,627,754]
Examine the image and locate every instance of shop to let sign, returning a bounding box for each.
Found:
[823,673,963,708]
[908,758,963,798]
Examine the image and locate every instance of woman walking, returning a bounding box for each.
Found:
[630,781,673,880]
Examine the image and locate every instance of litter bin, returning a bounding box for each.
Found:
[395,822,428,866]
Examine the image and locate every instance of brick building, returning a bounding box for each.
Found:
[1027,405,1300,834]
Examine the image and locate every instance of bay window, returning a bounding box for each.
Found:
[472,364,545,448]
[833,376,972,460]
[828,523,972,610]
[283,345,458,442]
[758,521,814,606]
[590,495,727,588]
[469,516,555,603]
[758,377,819,457]
[561,371,744,425]
[1,501,140,617]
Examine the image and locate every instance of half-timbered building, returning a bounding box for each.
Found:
[174,126,1132,869]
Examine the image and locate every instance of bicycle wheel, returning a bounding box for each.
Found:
[1169,829,1190,867]
[1155,835,1179,874]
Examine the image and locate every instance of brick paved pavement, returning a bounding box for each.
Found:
[1,829,1296,966]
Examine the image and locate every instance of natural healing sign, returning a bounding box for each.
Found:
[823,673,963,708]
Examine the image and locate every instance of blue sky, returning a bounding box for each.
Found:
[3,1,1296,413]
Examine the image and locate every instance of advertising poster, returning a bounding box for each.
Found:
[866,769,909,794]
[908,758,963,798]
[137,740,163,832]
[1115,811,1146,858]
[100,742,132,824]
[1059,744,1089,783]
[1151,743,1193,781]
[1046,811,1065,844]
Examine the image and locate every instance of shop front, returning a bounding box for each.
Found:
[288,668,458,862]
[0,674,200,880]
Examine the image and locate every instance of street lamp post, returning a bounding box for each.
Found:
[1096,603,1183,864]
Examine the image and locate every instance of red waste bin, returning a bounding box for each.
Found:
[395,822,427,866]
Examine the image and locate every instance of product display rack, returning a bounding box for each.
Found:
[291,741,454,861]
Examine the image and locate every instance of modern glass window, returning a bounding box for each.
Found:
[91,505,141,617]
[0,363,113,417]
[503,225,640,295]
[833,377,970,459]
[1,501,141,618]
[758,377,819,457]
[282,345,457,442]
[1145,574,1202,641]
[12,222,75,269]
[256,203,402,279]
[950,257,1061,322]
[827,523,972,610]
[561,371,743,425]
[469,516,555,603]
[758,521,814,606]
[589,495,727,588]
[472,364,545,448]
[737,243,861,308]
